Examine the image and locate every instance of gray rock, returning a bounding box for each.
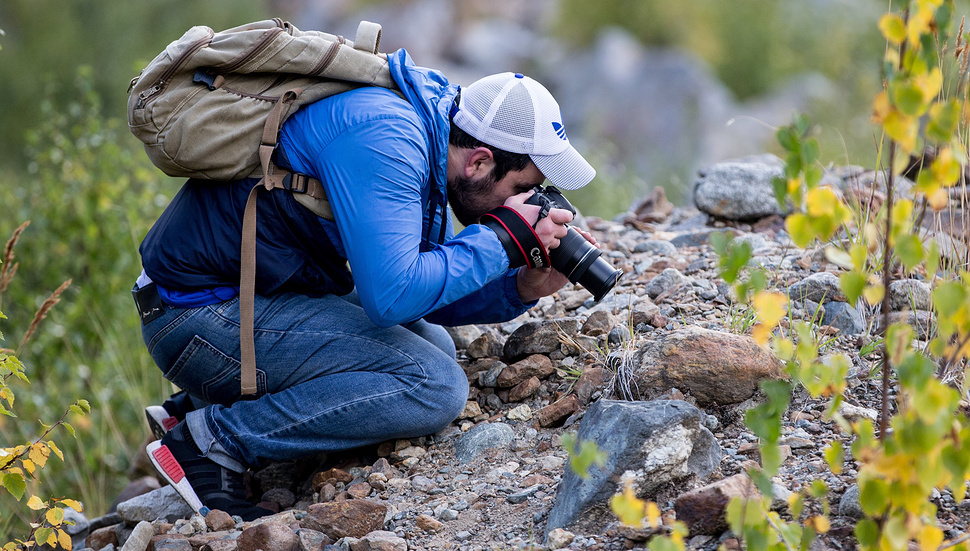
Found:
[821,301,867,335]
[506,484,542,504]
[670,230,717,248]
[889,278,932,311]
[633,240,677,256]
[477,361,506,388]
[789,272,846,303]
[444,325,484,350]
[116,485,193,524]
[546,400,721,534]
[839,484,865,519]
[119,521,154,551]
[692,157,788,220]
[644,268,689,299]
[466,328,505,359]
[503,319,581,362]
[297,528,330,551]
[886,310,936,340]
[63,506,89,536]
[454,422,515,463]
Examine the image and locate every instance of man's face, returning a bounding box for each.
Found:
[447,162,546,226]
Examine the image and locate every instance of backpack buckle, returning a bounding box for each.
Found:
[282,172,310,194]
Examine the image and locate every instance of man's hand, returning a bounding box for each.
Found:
[503,191,572,252]
[516,226,599,303]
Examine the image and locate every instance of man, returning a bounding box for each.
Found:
[133,47,597,520]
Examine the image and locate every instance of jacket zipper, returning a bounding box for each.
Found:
[134,28,215,109]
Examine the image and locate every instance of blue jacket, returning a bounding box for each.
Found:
[140,49,531,327]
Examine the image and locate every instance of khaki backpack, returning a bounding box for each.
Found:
[128,18,400,396]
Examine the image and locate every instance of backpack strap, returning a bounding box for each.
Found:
[238,87,339,396]
[353,21,382,54]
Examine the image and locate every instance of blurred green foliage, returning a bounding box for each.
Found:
[0,67,180,525]
[0,0,268,168]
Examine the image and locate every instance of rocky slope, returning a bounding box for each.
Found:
[71,156,970,551]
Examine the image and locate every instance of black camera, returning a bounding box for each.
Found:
[525,186,622,302]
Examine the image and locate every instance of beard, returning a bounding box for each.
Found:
[446,171,498,227]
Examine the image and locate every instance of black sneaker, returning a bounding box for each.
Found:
[147,421,274,521]
[146,391,197,439]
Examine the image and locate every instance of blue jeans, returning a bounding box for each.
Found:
[141,289,468,471]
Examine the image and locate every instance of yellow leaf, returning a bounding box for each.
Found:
[863,284,885,306]
[22,459,34,475]
[47,441,63,462]
[919,525,944,551]
[931,148,961,186]
[915,67,943,103]
[907,6,934,47]
[928,188,948,211]
[45,507,63,526]
[806,187,841,217]
[56,529,71,551]
[610,483,647,527]
[884,110,918,153]
[645,501,661,529]
[29,443,49,469]
[26,495,44,510]
[751,323,772,346]
[785,213,813,248]
[806,515,831,534]
[879,13,907,44]
[46,530,57,547]
[872,90,892,122]
[59,499,82,512]
[753,292,786,338]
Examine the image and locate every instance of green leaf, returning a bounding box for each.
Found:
[926,100,961,144]
[839,272,866,304]
[804,164,823,188]
[859,477,890,516]
[34,528,53,548]
[824,441,844,474]
[855,519,880,547]
[777,126,798,152]
[61,423,76,438]
[895,234,924,271]
[933,282,966,317]
[892,81,926,116]
[772,176,789,209]
[561,432,607,479]
[2,472,26,500]
[786,213,813,248]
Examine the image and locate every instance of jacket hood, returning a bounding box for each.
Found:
[387,49,458,197]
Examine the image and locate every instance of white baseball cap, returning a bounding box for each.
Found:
[451,72,596,190]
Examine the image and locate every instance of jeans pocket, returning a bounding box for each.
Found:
[164,335,268,405]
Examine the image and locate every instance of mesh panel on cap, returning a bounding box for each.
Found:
[490,83,535,139]
[463,80,506,122]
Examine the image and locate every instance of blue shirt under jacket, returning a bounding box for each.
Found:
[139,49,532,327]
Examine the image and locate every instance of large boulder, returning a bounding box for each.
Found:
[546,399,721,535]
[610,326,784,406]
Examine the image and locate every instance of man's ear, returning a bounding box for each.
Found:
[465,147,495,179]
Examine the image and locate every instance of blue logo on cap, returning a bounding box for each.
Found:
[552,122,567,140]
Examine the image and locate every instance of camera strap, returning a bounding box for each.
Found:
[481,206,550,270]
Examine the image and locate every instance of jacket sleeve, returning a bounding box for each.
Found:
[292,114,525,327]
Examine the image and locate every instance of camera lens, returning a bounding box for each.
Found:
[550,227,623,302]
